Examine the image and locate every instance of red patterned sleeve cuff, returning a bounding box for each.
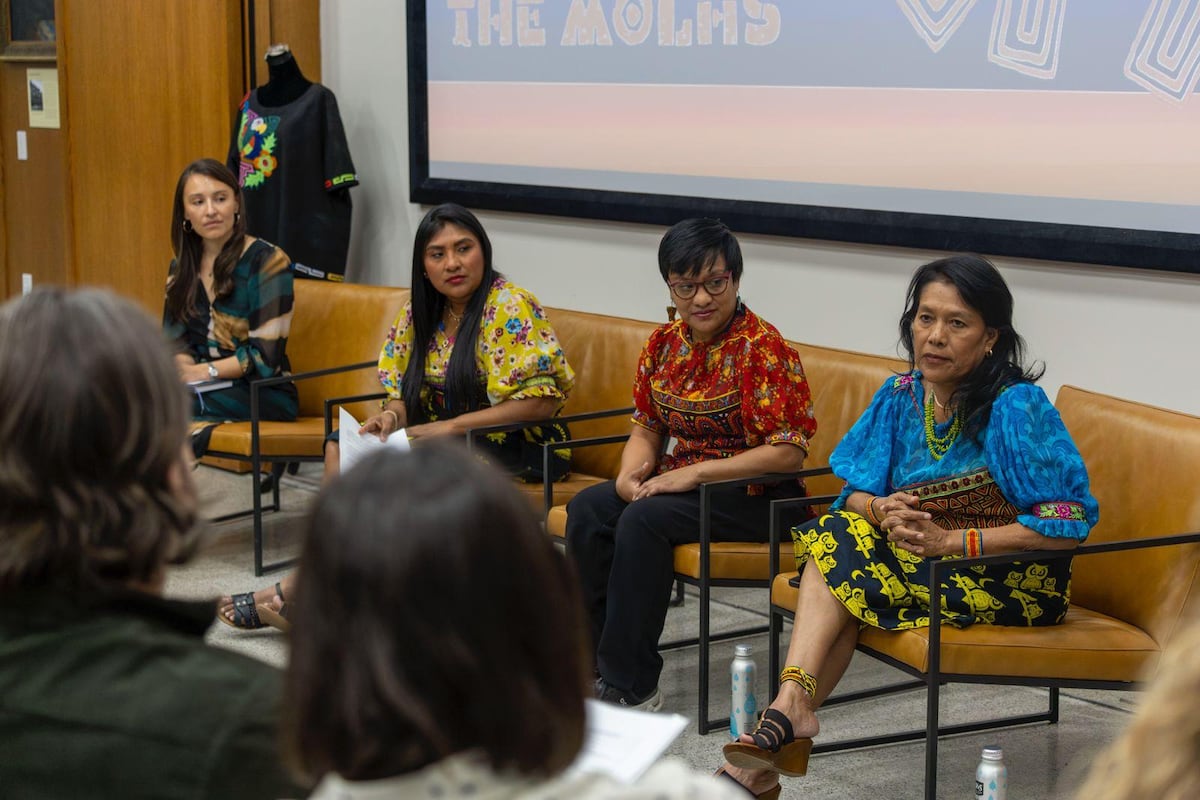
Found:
[764,429,810,453]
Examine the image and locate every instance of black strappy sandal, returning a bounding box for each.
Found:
[723,708,813,777]
[218,582,289,632]
[219,592,266,629]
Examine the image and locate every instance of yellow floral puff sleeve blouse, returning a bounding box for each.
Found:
[377,276,576,481]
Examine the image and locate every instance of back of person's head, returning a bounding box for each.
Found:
[286,443,589,783]
[1076,609,1200,800]
[658,217,744,282]
[0,288,196,592]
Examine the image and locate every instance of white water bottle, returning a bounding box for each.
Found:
[975,745,1007,800]
[730,643,757,740]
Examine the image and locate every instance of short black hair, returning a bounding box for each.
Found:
[657,218,743,282]
[285,443,589,782]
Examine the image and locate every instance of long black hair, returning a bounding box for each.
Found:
[402,204,497,423]
[899,254,1044,440]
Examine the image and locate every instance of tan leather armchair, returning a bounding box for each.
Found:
[533,304,907,731]
[766,385,1200,800]
[202,280,410,575]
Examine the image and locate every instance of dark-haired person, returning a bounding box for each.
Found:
[565,218,817,712]
[219,203,574,629]
[163,157,297,423]
[0,288,304,800]
[720,254,1099,798]
[286,444,742,800]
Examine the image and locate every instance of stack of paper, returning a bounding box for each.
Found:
[338,407,410,473]
[566,700,689,783]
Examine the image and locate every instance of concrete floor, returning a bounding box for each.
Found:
[169,464,1133,800]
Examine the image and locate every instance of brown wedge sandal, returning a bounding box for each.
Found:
[723,708,813,777]
[714,766,782,799]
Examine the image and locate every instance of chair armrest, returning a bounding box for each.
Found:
[925,530,1200,675]
[697,465,834,495]
[324,392,389,436]
[464,405,635,444]
[694,467,834,585]
[247,360,379,466]
[768,493,842,582]
[697,465,834,549]
[538,433,633,519]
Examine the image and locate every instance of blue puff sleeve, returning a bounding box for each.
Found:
[986,383,1099,540]
[829,376,905,510]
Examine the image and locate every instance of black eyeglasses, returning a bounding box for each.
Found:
[667,272,732,300]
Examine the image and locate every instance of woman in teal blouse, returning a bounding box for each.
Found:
[162,158,297,423]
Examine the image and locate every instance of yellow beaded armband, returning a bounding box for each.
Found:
[779,665,817,699]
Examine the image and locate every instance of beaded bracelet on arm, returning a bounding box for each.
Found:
[863,496,881,528]
[962,527,983,557]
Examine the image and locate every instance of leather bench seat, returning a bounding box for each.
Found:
[771,572,1162,682]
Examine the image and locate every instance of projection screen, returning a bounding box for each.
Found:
[408,1,1200,274]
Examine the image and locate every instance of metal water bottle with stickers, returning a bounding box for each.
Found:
[975,745,1007,800]
[730,643,757,740]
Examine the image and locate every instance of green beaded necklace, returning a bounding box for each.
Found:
[923,391,962,460]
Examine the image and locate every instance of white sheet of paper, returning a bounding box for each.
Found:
[564,699,689,784]
[186,378,233,393]
[339,407,410,474]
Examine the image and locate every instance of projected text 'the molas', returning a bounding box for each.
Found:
[446,0,782,48]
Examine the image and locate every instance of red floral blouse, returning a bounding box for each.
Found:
[632,304,817,494]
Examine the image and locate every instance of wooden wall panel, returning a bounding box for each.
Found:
[248,0,321,88]
[0,61,70,298]
[60,0,243,312]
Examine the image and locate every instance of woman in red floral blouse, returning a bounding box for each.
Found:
[565,218,817,711]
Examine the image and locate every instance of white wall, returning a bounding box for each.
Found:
[323,1,1200,416]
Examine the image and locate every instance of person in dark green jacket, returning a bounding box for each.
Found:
[0,287,307,800]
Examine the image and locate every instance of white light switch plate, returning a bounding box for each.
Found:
[16,130,27,161]
[21,274,33,295]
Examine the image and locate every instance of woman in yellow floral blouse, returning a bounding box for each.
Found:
[219,203,574,631]
[565,218,817,713]
[355,203,574,477]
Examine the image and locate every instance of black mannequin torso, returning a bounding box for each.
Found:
[258,51,312,108]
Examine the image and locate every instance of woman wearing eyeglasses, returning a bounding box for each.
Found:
[565,218,817,717]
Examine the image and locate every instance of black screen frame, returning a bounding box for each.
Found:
[407,5,1199,276]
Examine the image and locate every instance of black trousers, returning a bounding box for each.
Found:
[564,479,803,698]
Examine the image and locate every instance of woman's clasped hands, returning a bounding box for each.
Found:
[874,491,956,558]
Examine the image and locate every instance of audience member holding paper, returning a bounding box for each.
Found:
[162,158,297,426]
[285,444,741,800]
[217,203,574,631]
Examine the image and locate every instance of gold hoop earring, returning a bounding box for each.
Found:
[183,220,193,232]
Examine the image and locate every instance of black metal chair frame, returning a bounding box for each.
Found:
[202,360,378,576]
[764,500,1200,800]
[512,415,838,735]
